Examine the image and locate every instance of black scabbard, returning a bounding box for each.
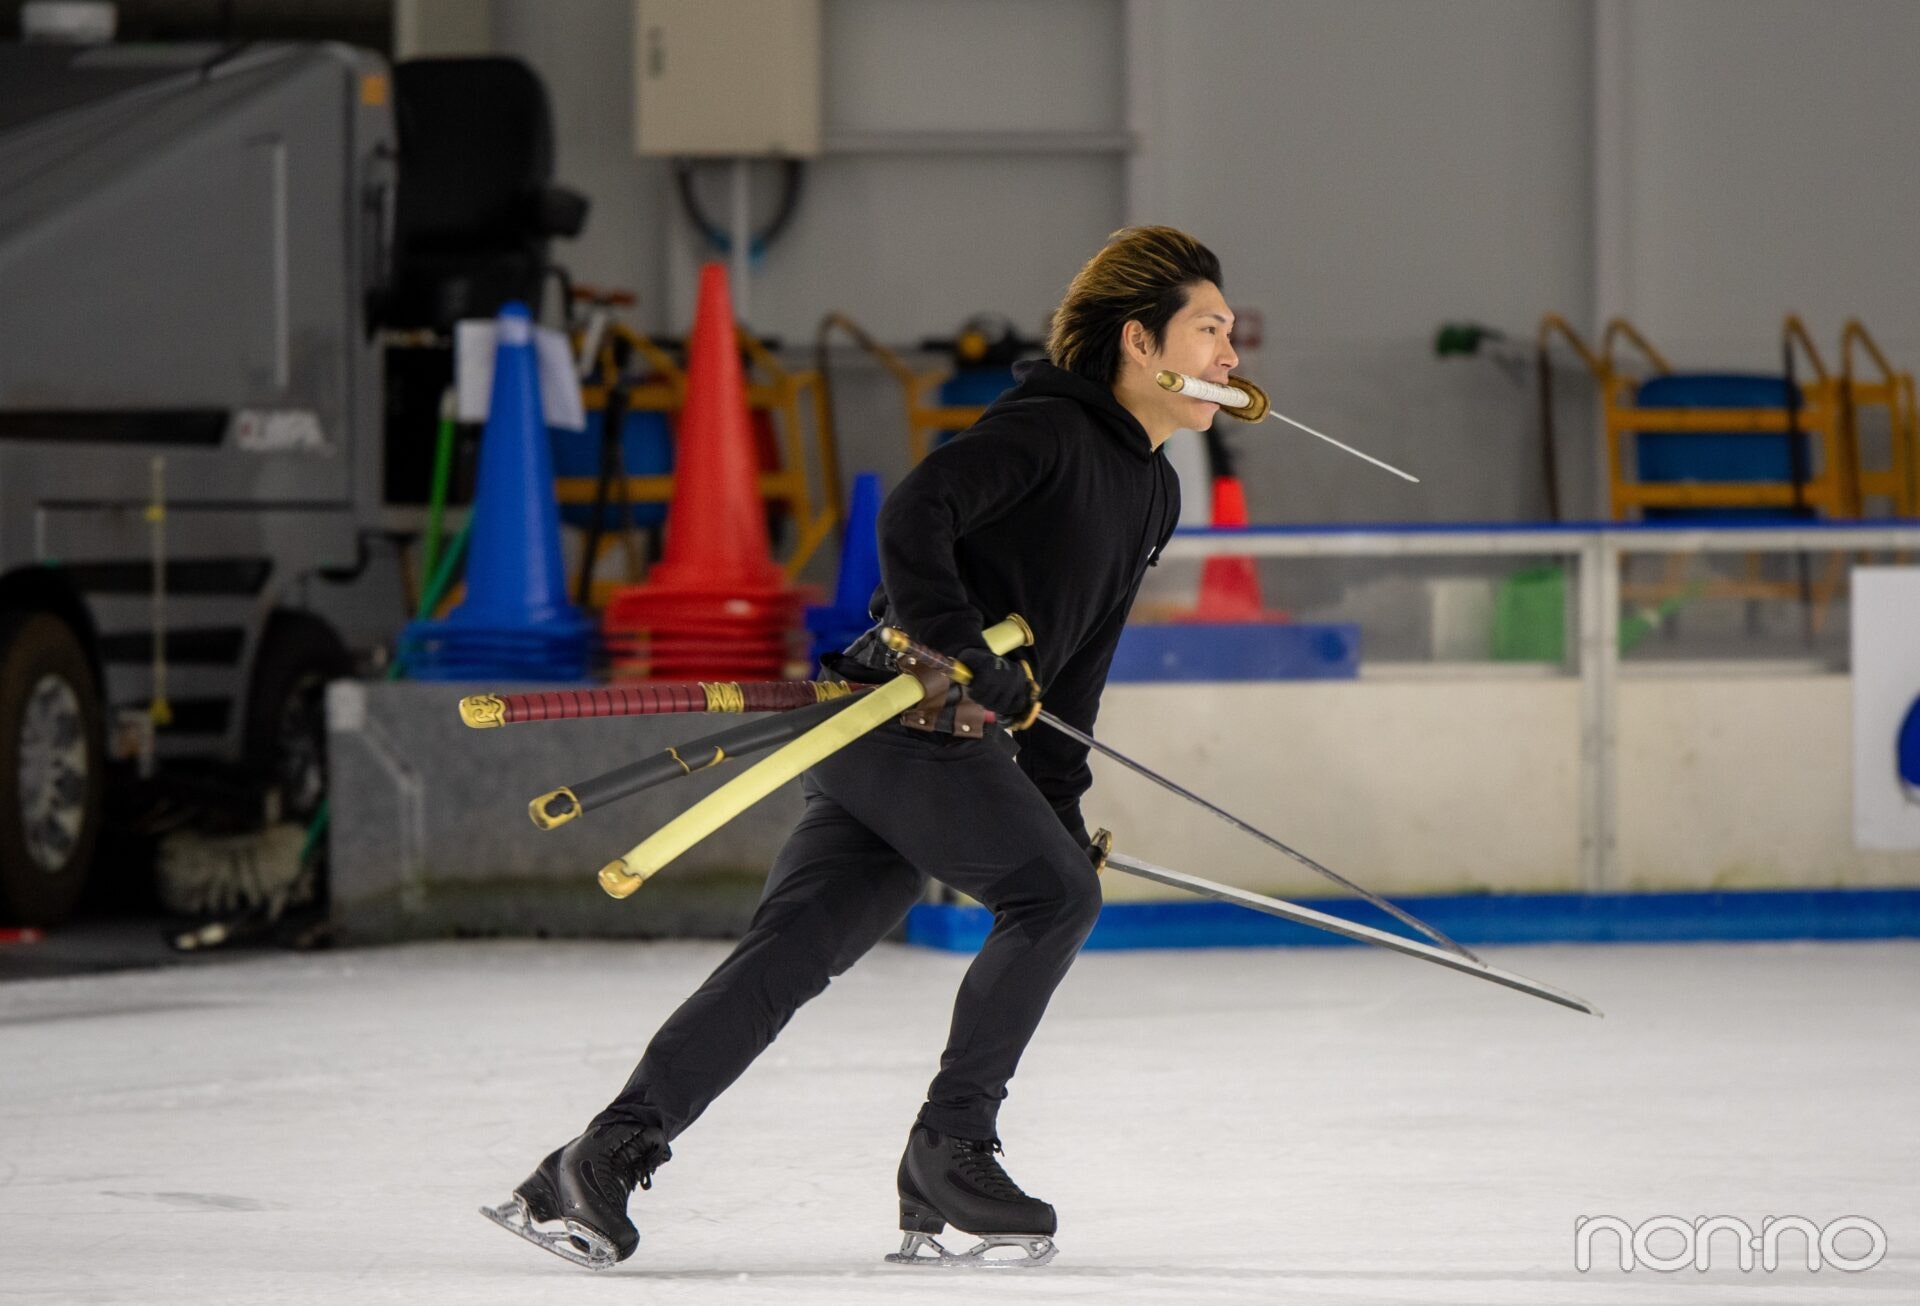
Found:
[529,692,866,829]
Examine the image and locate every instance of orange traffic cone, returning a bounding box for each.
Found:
[1182,475,1289,622]
[601,264,813,678]
[644,265,785,593]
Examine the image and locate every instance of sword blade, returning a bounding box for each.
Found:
[1036,709,1480,964]
[1105,851,1600,1017]
[1265,410,1421,483]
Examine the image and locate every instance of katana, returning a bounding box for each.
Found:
[595,616,1036,899]
[527,692,867,828]
[879,628,1477,963]
[1156,370,1421,484]
[460,678,858,728]
[1104,849,1598,1017]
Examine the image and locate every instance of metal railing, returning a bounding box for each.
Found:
[1158,521,1920,893]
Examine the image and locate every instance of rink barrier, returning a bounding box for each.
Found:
[1107,621,1360,681]
[1153,521,1920,901]
[904,887,1920,951]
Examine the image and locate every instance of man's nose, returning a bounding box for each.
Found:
[1220,341,1240,370]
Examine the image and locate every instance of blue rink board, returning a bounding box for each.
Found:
[1108,622,1360,681]
[905,887,1920,951]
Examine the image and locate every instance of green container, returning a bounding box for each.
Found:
[1492,566,1565,662]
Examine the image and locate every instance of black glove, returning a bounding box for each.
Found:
[955,649,1039,727]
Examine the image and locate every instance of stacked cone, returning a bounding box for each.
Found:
[1177,475,1290,622]
[400,302,592,680]
[602,265,814,679]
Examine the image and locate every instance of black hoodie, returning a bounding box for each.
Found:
[869,358,1181,844]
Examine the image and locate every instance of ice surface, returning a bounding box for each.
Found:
[3,938,1916,1304]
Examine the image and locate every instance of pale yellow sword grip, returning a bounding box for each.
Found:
[599,616,1033,898]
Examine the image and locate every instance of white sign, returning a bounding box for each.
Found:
[1852,567,1920,849]
[454,320,587,432]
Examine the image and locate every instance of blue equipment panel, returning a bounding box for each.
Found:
[549,409,673,529]
[933,368,1018,447]
[1108,622,1360,682]
[1634,373,1810,522]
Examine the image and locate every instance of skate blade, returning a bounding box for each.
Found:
[480,1196,621,1271]
[884,1230,1058,1269]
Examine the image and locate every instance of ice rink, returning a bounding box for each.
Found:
[4,936,1916,1304]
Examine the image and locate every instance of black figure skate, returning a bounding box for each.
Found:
[885,1124,1058,1268]
[480,1124,669,1269]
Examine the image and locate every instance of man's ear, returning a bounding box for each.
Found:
[1121,319,1150,365]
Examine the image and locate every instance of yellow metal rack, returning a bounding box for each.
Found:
[1541,313,1916,522]
[559,313,843,602]
[816,312,993,466]
[1838,319,1919,519]
[1540,314,1916,626]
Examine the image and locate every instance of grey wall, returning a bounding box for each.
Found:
[485,0,1919,526]
[1130,0,1594,522]
[1609,0,1920,366]
[1133,0,1595,346]
[489,0,673,330]
[689,0,1127,343]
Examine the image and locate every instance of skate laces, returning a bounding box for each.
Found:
[606,1128,670,1192]
[953,1137,1028,1202]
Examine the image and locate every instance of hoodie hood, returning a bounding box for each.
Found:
[985,358,1158,459]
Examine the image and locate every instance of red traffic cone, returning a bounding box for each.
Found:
[601,264,812,679]
[1184,475,1288,622]
[646,264,784,592]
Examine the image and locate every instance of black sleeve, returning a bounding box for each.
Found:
[875,406,1059,657]
[1015,595,1133,846]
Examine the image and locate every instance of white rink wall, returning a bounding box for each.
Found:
[1092,675,1920,899]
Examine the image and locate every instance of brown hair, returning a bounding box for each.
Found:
[1046,226,1223,386]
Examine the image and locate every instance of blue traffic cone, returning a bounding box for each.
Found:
[454,302,576,627]
[806,471,885,665]
[401,302,591,680]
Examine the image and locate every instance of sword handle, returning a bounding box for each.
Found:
[1089,827,1112,873]
[598,616,1035,897]
[879,624,1041,729]
[1154,371,1270,422]
[879,615,1038,679]
[878,628,972,681]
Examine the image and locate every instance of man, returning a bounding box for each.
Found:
[490,225,1240,1269]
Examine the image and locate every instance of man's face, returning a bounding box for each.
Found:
[1134,279,1239,430]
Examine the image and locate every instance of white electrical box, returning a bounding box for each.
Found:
[392,0,491,59]
[633,0,821,157]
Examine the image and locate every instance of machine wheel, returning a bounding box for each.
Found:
[244,612,352,823]
[0,611,106,925]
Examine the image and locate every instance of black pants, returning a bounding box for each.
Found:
[593,723,1103,1143]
